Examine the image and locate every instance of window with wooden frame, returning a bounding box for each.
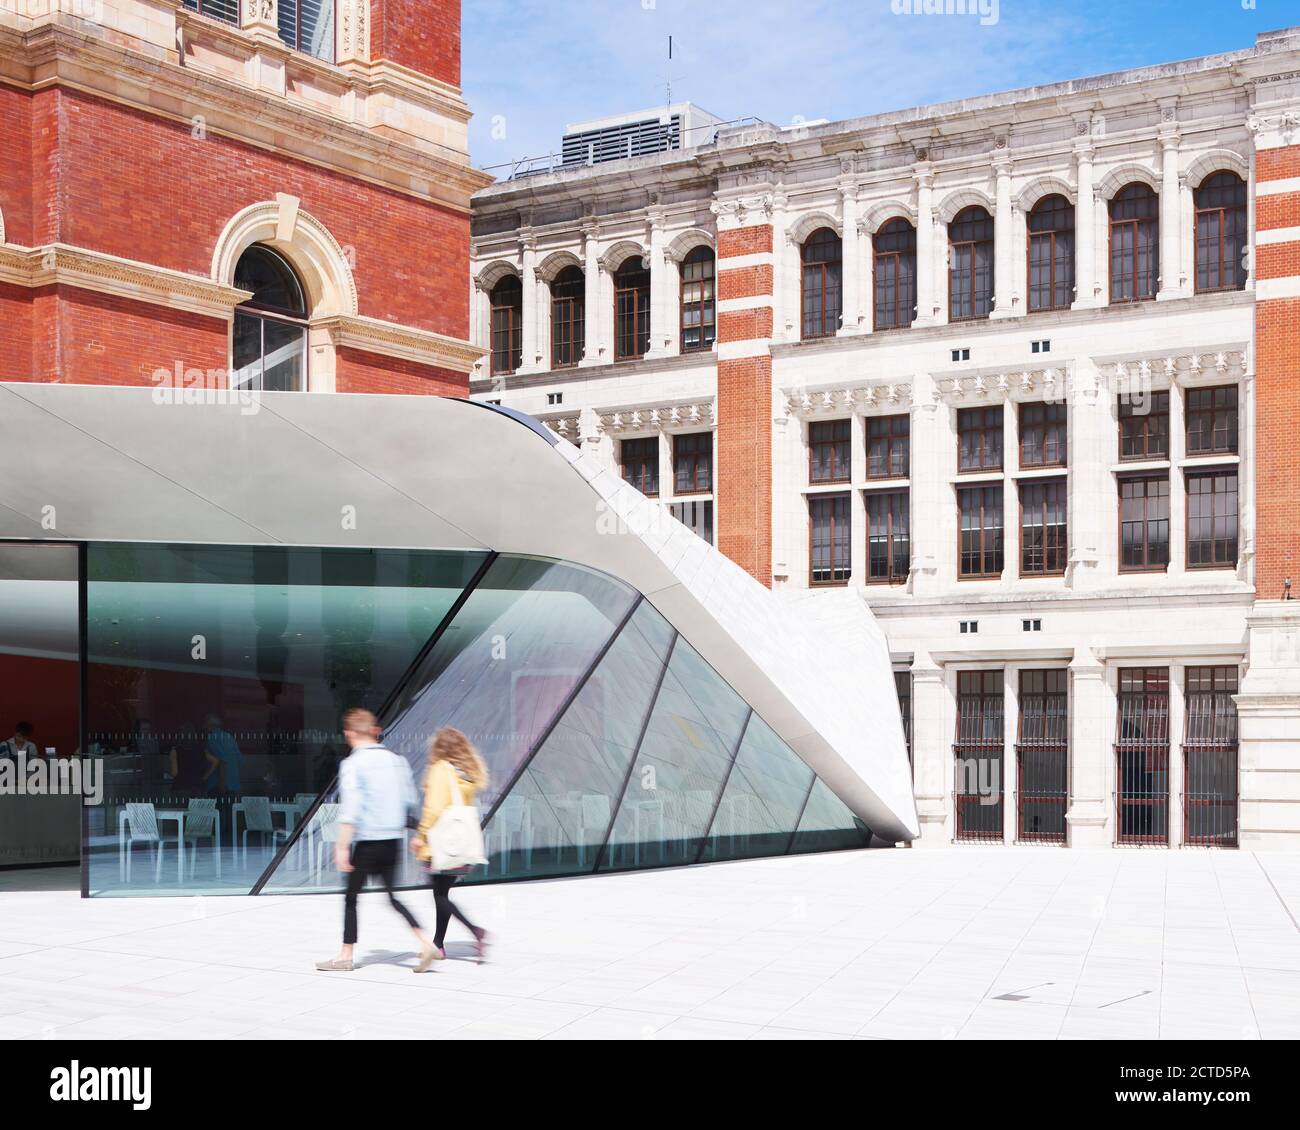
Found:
[1019,478,1068,577]
[801,228,843,339]
[867,414,910,479]
[1186,469,1238,569]
[550,266,585,369]
[808,419,851,484]
[809,493,851,585]
[1109,183,1159,303]
[672,432,712,495]
[489,275,523,376]
[1118,391,1169,461]
[1027,194,1075,312]
[1019,401,1067,468]
[1183,666,1239,847]
[614,257,651,360]
[1016,669,1069,844]
[182,0,239,23]
[873,218,917,330]
[1194,172,1248,294]
[949,206,994,322]
[866,490,910,585]
[958,484,1004,578]
[620,437,659,497]
[679,246,716,353]
[954,670,1004,843]
[958,406,1003,473]
[1115,666,1170,845]
[1185,386,1238,456]
[1119,474,1170,571]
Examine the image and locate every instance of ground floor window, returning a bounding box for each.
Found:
[954,670,1004,842]
[1183,666,1239,847]
[669,499,713,545]
[1115,667,1170,845]
[1017,669,1068,843]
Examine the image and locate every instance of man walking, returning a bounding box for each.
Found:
[316,708,434,972]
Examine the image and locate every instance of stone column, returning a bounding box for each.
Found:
[1157,112,1185,299]
[1067,358,1106,588]
[859,216,874,335]
[771,187,791,341]
[910,654,951,846]
[579,222,603,367]
[1072,133,1099,308]
[991,148,1015,318]
[838,174,862,334]
[908,371,945,597]
[1066,648,1112,847]
[518,233,540,373]
[914,163,937,327]
[646,207,671,357]
[336,0,370,65]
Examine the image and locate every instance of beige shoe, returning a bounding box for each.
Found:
[315,958,354,972]
[414,946,445,973]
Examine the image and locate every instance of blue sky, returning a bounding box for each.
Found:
[463,0,1300,171]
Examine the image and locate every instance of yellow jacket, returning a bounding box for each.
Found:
[416,759,480,863]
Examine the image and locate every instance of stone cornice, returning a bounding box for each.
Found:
[0,241,250,317]
[783,381,913,418]
[316,314,485,373]
[0,21,493,212]
[596,399,716,435]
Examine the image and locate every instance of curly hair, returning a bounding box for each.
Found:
[428,727,489,790]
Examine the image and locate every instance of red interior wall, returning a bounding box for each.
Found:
[0,654,79,756]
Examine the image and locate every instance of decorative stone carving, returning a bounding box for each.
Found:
[597,400,715,435]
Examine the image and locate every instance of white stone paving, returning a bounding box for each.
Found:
[1,848,1298,1040]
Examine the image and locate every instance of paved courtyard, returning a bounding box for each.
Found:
[1,847,1298,1040]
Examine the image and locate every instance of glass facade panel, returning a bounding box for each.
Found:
[475,599,674,880]
[790,778,872,853]
[697,713,814,863]
[84,544,485,896]
[599,634,751,871]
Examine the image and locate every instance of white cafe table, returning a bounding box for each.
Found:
[116,806,222,884]
[230,800,311,868]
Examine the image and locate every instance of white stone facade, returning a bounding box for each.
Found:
[471,28,1300,849]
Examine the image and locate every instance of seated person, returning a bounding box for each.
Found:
[0,721,38,760]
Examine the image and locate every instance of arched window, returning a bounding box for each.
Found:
[232,245,308,392]
[1195,172,1247,294]
[1109,183,1159,303]
[489,275,523,375]
[873,218,916,330]
[679,246,716,353]
[614,256,651,360]
[1027,195,1074,312]
[550,267,585,369]
[949,206,994,322]
[801,227,842,339]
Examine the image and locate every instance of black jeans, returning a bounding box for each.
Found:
[431,872,479,948]
[343,839,421,945]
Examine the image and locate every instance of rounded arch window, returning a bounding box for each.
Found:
[1194,171,1247,294]
[948,206,994,321]
[801,227,842,339]
[233,245,308,392]
[614,255,651,360]
[1109,183,1159,303]
[490,274,523,375]
[551,266,585,369]
[1027,194,1075,312]
[873,218,916,330]
[679,245,716,353]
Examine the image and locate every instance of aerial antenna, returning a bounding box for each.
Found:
[665,35,673,107]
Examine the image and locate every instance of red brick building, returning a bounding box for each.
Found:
[0,0,489,395]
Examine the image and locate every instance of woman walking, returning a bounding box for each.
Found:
[411,727,490,970]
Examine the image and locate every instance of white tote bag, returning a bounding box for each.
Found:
[429,767,488,872]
